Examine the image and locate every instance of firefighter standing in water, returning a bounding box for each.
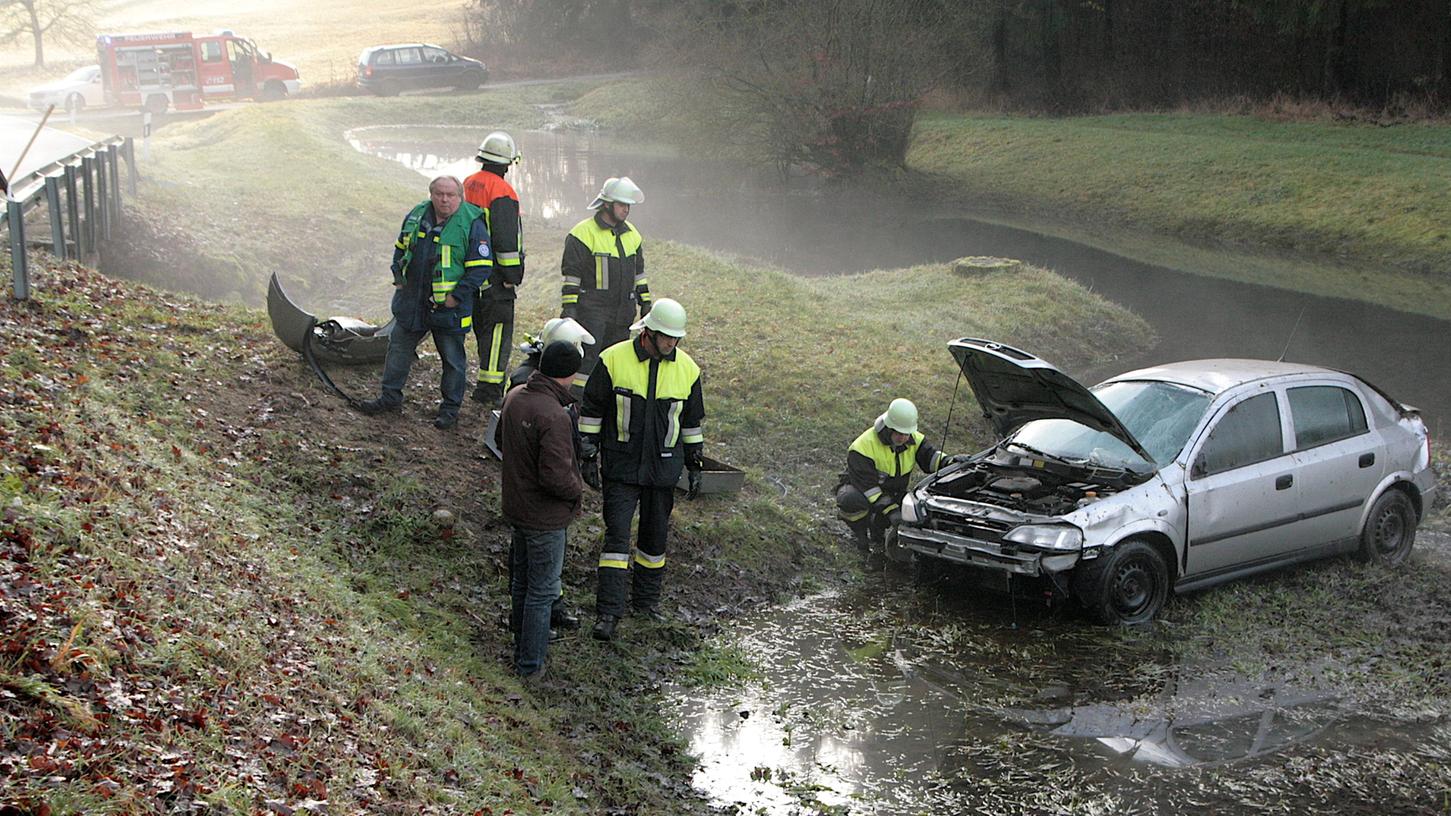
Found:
[560,176,649,391]
[577,298,704,641]
[465,131,526,408]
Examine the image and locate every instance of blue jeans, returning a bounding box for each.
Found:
[378,324,468,417]
[509,526,567,677]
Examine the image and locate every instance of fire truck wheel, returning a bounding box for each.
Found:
[144,94,169,114]
[260,81,287,102]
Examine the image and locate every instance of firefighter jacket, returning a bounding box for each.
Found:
[578,335,704,488]
[390,200,493,333]
[463,167,524,303]
[560,212,650,324]
[845,419,947,517]
[496,371,583,530]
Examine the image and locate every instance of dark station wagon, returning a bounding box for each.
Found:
[357,43,487,96]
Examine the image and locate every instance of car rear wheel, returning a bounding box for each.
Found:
[1076,540,1168,625]
[64,93,85,114]
[1357,489,1416,566]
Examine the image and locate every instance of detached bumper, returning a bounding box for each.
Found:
[898,525,1081,577]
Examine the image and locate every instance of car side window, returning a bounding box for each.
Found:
[202,42,224,63]
[395,48,422,65]
[372,50,395,66]
[1288,385,1368,449]
[1197,392,1284,476]
[421,47,447,63]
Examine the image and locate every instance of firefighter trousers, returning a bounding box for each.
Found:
[472,297,515,403]
[571,300,635,392]
[595,479,674,617]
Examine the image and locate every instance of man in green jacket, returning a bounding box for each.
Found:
[359,176,493,429]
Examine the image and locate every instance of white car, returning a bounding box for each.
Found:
[28,65,105,113]
[895,338,1437,624]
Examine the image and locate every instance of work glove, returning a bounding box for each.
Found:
[685,445,704,500]
[687,469,703,500]
[948,453,974,465]
[561,304,577,321]
[579,435,599,462]
[638,300,652,319]
[581,457,601,491]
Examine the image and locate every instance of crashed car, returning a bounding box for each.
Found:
[894,338,1436,624]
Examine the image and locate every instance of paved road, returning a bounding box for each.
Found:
[0,112,96,190]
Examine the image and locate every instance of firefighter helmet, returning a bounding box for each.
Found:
[588,176,643,210]
[881,398,919,435]
[631,297,687,338]
[539,316,595,351]
[476,131,520,165]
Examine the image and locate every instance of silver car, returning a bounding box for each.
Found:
[895,339,1437,624]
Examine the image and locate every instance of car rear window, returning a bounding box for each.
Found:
[1198,392,1284,475]
[1288,385,1368,449]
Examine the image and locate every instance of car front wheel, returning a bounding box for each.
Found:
[1357,489,1417,566]
[1075,540,1168,625]
[65,92,85,113]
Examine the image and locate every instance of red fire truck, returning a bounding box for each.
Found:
[96,31,302,113]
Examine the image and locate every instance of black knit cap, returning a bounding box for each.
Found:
[539,340,582,378]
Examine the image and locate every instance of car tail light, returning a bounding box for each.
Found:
[362,65,373,78]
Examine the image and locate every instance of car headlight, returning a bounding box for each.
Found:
[900,490,921,524]
[1003,524,1083,551]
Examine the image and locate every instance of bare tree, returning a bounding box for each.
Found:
[654,0,965,173]
[0,0,100,68]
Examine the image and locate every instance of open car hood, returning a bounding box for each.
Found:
[950,338,1154,464]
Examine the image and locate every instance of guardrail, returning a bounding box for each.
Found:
[2,135,137,299]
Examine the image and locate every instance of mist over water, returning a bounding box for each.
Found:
[348,127,1451,430]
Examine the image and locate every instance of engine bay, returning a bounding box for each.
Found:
[925,455,1141,516]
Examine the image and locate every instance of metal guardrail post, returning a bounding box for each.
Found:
[81,155,96,257]
[8,197,28,299]
[95,151,110,242]
[122,138,138,196]
[107,145,122,220]
[64,165,80,259]
[45,176,65,262]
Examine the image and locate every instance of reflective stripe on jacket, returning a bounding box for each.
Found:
[463,168,524,302]
[845,420,945,515]
[578,336,704,487]
[395,200,491,304]
[560,212,648,312]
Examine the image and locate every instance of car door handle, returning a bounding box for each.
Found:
[1275,474,1293,490]
[1358,452,1375,468]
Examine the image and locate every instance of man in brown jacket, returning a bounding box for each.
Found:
[496,340,584,682]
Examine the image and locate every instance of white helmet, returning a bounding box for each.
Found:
[539,316,595,352]
[630,297,687,338]
[476,131,520,165]
[879,398,919,435]
[588,176,643,209]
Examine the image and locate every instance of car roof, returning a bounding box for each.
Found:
[1102,359,1345,395]
[365,43,444,52]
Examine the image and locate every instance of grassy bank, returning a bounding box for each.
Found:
[4,84,1153,811]
[568,80,1451,319]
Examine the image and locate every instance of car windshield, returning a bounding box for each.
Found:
[1007,380,1211,471]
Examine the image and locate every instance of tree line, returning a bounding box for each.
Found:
[466,0,1451,171]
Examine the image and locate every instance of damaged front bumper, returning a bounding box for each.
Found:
[267,273,394,365]
[898,495,1083,577]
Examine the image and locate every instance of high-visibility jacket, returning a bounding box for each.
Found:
[560,212,649,319]
[578,335,704,488]
[463,168,524,303]
[844,420,946,517]
[390,200,492,333]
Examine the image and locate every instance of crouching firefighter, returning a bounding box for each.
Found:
[836,398,960,552]
[577,298,704,641]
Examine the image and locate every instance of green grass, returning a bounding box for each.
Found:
[905,112,1451,318]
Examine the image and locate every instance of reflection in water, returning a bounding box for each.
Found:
[348,126,1451,430]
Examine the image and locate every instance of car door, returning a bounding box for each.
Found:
[392,47,424,88]
[419,46,451,89]
[1285,382,1383,549]
[1183,389,1303,577]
